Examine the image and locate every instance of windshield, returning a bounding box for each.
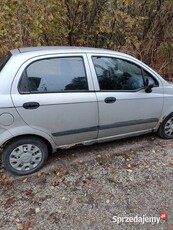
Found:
[0,52,11,72]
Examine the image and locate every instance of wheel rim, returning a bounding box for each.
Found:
[9,144,42,171]
[164,117,173,137]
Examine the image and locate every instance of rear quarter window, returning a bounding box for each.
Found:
[0,52,12,72]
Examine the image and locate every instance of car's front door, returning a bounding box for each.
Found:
[11,54,98,146]
[87,54,164,139]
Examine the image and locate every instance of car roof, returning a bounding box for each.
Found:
[18,46,106,53]
[10,46,131,58]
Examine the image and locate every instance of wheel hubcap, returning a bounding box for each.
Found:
[164,117,173,137]
[20,152,32,163]
[9,144,42,171]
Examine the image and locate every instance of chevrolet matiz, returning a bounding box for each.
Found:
[0,46,173,175]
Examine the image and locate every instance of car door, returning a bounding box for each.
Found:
[11,54,98,146]
[87,54,164,139]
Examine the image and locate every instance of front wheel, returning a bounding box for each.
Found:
[158,113,173,139]
[2,137,48,176]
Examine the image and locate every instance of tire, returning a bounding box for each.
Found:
[158,113,173,139]
[2,137,48,176]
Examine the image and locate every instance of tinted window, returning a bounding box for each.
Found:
[19,57,88,93]
[92,56,145,91]
[0,52,11,72]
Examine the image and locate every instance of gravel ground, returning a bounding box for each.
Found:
[0,134,173,230]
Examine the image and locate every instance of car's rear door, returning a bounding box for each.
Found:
[11,53,98,146]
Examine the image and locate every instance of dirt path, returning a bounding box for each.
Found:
[0,134,173,230]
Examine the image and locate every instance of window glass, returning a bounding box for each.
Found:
[92,56,145,91]
[0,52,11,72]
[143,69,159,86]
[19,57,88,93]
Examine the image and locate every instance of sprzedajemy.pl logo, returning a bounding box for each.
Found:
[112,213,167,225]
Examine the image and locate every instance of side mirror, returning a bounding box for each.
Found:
[145,78,153,93]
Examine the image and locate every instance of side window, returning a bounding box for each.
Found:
[92,56,145,91]
[19,57,88,93]
[143,69,159,86]
[0,52,11,72]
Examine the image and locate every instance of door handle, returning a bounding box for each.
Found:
[23,102,40,109]
[104,97,116,103]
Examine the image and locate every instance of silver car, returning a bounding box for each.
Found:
[0,46,173,175]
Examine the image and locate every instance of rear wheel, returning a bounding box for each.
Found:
[158,113,173,139]
[2,137,48,176]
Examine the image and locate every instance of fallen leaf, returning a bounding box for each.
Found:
[106,199,110,204]
[56,209,62,213]
[56,172,61,177]
[0,176,10,184]
[83,179,92,185]
[51,181,59,187]
[25,189,35,197]
[12,210,19,216]
[35,207,40,213]
[16,223,24,230]
[167,156,173,160]
[37,172,44,177]
[22,178,27,183]
[131,163,139,168]
[4,195,16,208]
